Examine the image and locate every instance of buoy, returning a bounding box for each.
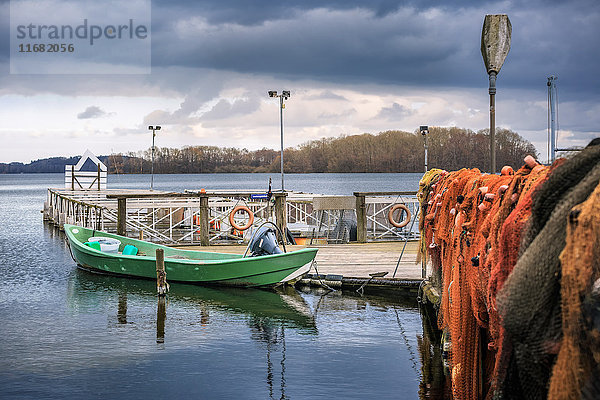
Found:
[524,155,537,169]
[388,204,411,228]
[501,165,514,176]
[229,206,254,231]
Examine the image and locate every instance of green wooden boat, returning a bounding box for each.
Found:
[64,224,318,287]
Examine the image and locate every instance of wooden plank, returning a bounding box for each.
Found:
[107,191,266,199]
[65,171,108,177]
[176,241,422,280]
[313,196,356,211]
[353,191,417,196]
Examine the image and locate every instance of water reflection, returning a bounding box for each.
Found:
[156,296,166,344]
[117,292,128,325]
[67,271,318,337]
[61,266,449,399]
[418,304,452,399]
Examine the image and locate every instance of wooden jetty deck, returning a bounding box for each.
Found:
[179,241,423,282]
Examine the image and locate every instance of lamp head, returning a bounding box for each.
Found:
[282,90,290,99]
[420,126,429,136]
[268,90,278,98]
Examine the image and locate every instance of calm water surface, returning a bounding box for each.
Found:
[0,173,446,399]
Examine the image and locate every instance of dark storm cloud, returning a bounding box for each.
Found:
[0,0,597,103]
[148,0,599,100]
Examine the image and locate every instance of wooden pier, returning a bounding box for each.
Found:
[43,188,420,246]
[43,187,428,288]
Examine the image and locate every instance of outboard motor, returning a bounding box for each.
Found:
[248,226,283,257]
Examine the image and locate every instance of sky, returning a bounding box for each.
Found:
[0,0,598,164]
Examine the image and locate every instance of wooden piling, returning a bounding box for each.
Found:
[355,194,367,243]
[199,195,209,246]
[155,248,169,296]
[117,197,126,236]
[273,192,287,238]
[59,212,66,229]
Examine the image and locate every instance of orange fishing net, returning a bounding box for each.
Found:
[417,143,600,400]
[418,159,551,399]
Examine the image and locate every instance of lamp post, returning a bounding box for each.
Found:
[148,125,161,190]
[268,90,290,192]
[547,76,558,163]
[420,126,429,173]
[481,14,511,174]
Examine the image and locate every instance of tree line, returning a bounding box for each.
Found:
[1,127,538,174]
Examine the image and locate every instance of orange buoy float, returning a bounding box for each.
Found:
[501,165,514,176]
[229,206,254,231]
[388,203,411,228]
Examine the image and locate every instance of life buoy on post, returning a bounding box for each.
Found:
[229,206,255,231]
[388,204,411,228]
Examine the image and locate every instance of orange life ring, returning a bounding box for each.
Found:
[388,203,411,228]
[229,206,254,231]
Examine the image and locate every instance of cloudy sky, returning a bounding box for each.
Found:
[0,0,598,163]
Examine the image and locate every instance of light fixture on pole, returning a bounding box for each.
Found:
[420,126,429,173]
[481,14,511,174]
[268,90,291,192]
[148,125,161,190]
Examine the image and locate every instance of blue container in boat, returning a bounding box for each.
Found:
[122,245,138,256]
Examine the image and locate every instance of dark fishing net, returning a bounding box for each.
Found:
[547,183,600,400]
[521,144,600,255]
[498,145,600,400]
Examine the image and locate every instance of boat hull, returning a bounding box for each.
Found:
[64,225,318,287]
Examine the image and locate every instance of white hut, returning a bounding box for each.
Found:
[64,149,107,190]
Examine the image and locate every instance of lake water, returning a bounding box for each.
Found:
[0,173,447,399]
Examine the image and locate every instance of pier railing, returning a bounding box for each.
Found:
[44,188,418,244]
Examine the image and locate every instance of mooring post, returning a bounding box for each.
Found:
[354,193,367,243]
[71,165,75,191]
[117,197,127,236]
[199,194,210,246]
[155,248,169,296]
[273,192,287,239]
